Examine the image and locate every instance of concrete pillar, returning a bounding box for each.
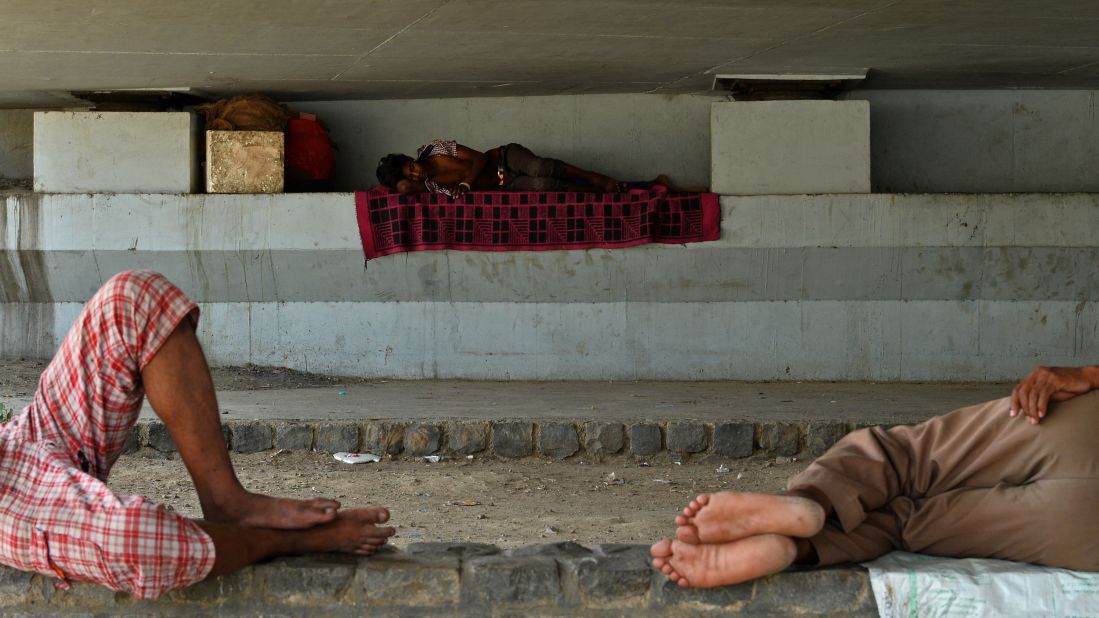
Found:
[711,100,870,195]
[33,111,199,193]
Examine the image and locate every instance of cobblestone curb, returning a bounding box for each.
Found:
[0,544,876,616]
[128,419,865,460]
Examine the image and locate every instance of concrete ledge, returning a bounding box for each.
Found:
[0,545,876,616]
[4,191,1097,380]
[132,417,874,460]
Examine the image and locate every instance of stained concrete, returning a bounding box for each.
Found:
[2,191,1096,380]
[0,111,31,180]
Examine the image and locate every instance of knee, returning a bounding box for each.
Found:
[504,143,561,177]
[97,502,215,599]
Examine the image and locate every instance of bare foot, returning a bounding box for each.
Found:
[202,491,340,530]
[650,174,674,188]
[651,535,796,588]
[301,507,396,556]
[675,492,824,545]
[596,175,619,192]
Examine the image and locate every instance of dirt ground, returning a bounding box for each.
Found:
[109,449,806,549]
[0,359,361,398]
[4,359,809,548]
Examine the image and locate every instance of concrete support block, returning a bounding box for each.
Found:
[666,422,709,453]
[759,422,800,457]
[582,422,625,457]
[363,421,406,455]
[230,422,273,453]
[33,111,198,193]
[492,421,533,458]
[713,422,754,457]
[403,423,441,456]
[628,424,663,456]
[806,421,849,456]
[355,551,461,607]
[538,422,579,459]
[711,100,870,194]
[578,545,653,606]
[316,423,360,453]
[206,130,284,194]
[274,422,314,450]
[446,421,489,455]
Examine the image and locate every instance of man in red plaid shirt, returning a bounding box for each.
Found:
[0,270,394,599]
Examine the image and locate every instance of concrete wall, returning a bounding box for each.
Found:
[296,94,719,191]
[2,192,1096,381]
[0,110,33,181]
[5,90,1099,193]
[851,89,1099,193]
[298,90,1099,194]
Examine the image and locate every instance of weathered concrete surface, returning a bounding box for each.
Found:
[304,94,717,191]
[2,191,1096,380]
[712,100,870,195]
[855,89,1099,193]
[0,110,32,181]
[33,112,198,193]
[4,2,1099,107]
[0,546,877,616]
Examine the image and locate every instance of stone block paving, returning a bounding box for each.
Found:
[130,417,860,461]
[0,544,877,616]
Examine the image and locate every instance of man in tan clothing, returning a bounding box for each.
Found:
[651,366,1099,588]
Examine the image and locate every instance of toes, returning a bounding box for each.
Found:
[308,498,341,516]
[696,494,711,507]
[675,514,689,526]
[676,524,701,545]
[652,557,666,569]
[650,538,673,558]
[361,506,391,523]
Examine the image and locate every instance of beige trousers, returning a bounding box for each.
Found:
[789,391,1099,570]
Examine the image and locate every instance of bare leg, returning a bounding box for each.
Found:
[674,492,824,545]
[651,535,797,589]
[141,320,339,529]
[559,162,618,192]
[647,174,709,193]
[197,507,395,577]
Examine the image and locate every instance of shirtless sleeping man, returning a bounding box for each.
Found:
[376,139,694,198]
[652,365,1099,587]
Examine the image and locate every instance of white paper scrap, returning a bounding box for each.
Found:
[333,452,381,464]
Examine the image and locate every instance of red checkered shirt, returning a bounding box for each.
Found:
[0,270,215,599]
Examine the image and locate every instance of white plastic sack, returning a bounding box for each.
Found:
[863,551,1099,617]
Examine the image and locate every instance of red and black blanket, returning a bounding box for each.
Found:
[354,185,721,261]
